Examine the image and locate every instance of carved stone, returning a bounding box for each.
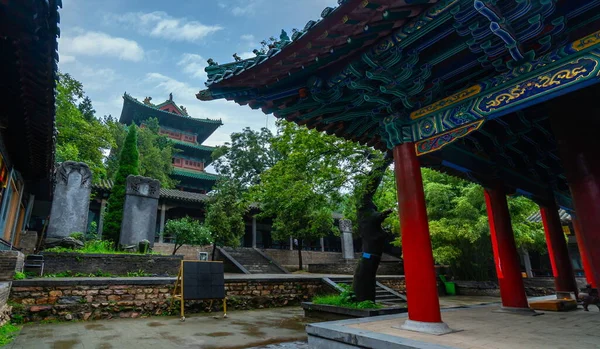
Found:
[46,161,93,240]
[119,176,160,248]
[339,219,354,260]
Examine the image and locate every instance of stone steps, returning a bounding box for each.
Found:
[331,279,406,305]
[221,247,286,274]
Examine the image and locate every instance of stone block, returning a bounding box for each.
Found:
[119,176,160,247]
[47,162,92,239]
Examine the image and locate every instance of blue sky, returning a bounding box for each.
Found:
[58,0,337,146]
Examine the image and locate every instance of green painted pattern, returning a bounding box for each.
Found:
[172,168,220,181]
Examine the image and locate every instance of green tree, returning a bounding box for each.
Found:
[212,127,280,189]
[204,179,246,260]
[164,217,213,255]
[106,117,177,189]
[103,125,140,244]
[382,168,545,280]
[251,120,377,270]
[55,72,114,178]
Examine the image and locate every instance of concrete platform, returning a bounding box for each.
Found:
[307,297,600,349]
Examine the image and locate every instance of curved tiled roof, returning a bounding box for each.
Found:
[172,140,216,152]
[527,209,571,224]
[123,93,222,124]
[92,180,209,203]
[172,169,220,181]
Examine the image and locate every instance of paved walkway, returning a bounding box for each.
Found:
[7,308,316,349]
[345,301,600,349]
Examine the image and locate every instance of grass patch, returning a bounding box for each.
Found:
[44,239,163,255]
[0,323,21,346]
[312,285,383,309]
[13,272,26,280]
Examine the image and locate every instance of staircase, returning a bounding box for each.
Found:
[324,278,407,305]
[220,247,287,274]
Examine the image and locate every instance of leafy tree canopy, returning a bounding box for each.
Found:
[55,72,114,179]
[204,179,247,259]
[164,217,213,255]
[212,127,280,189]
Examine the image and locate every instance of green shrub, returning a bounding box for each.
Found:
[13,272,26,280]
[45,239,161,255]
[0,323,21,346]
[69,232,84,241]
[165,217,212,255]
[312,284,382,309]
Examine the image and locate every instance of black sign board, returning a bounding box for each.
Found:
[182,261,225,300]
[170,260,227,321]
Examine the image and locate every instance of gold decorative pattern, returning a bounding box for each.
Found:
[485,67,588,109]
[572,29,600,52]
[410,85,481,120]
[342,15,349,24]
[362,0,369,7]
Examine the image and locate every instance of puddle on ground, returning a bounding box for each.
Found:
[96,344,113,349]
[85,323,110,331]
[52,339,81,349]
[230,321,266,338]
[276,317,310,331]
[205,332,234,337]
[147,321,166,327]
[202,336,304,349]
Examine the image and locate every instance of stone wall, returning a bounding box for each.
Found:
[9,277,326,322]
[263,249,400,270]
[0,251,24,326]
[377,277,406,294]
[308,261,403,275]
[152,243,214,261]
[453,277,589,297]
[0,251,24,281]
[41,253,183,276]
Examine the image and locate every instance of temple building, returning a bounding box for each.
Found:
[119,93,222,193]
[198,0,600,336]
[0,0,59,250]
[89,94,223,240]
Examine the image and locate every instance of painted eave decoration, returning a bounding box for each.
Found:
[196,0,600,209]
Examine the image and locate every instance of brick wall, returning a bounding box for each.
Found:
[9,277,326,322]
[41,253,183,276]
[0,251,24,281]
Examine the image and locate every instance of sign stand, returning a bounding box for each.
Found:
[170,260,227,322]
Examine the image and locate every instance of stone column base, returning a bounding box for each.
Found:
[493,306,540,316]
[394,319,453,335]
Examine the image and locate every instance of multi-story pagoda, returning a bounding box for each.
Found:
[119,93,222,193]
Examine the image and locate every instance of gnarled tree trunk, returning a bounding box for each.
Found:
[352,153,393,302]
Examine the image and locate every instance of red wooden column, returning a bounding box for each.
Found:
[393,143,450,334]
[572,217,596,287]
[540,204,578,296]
[484,184,529,309]
[552,112,600,291]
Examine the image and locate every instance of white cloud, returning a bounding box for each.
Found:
[219,0,263,17]
[60,31,144,62]
[240,34,255,41]
[108,11,222,43]
[177,53,208,81]
[239,52,255,59]
[60,54,76,64]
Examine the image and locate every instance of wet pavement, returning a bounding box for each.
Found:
[7,308,317,349]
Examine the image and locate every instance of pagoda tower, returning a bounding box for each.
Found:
[119,93,222,193]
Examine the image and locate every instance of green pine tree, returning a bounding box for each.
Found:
[103,125,140,244]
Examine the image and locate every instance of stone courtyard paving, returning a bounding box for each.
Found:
[7,307,316,349]
[345,303,600,349]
